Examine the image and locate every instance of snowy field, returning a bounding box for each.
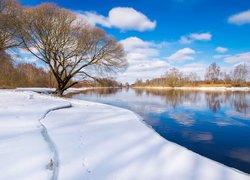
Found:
[0,90,249,180]
[16,87,92,94]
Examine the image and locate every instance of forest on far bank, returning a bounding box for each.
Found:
[133,62,250,88]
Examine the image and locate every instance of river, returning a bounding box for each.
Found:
[67,88,250,174]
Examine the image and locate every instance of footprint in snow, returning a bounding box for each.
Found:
[82,158,91,173]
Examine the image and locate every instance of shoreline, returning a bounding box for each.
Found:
[133,86,250,91]
[0,90,249,179]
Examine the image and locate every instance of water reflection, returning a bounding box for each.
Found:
[67,88,250,174]
[133,89,250,115]
[182,131,213,143]
[168,112,195,126]
[69,88,122,97]
[205,93,222,112]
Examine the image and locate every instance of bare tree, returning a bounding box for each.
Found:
[18,3,127,95]
[205,62,221,84]
[165,68,182,87]
[188,72,199,86]
[17,63,50,87]
[0,0,21,52]
[134,79,144,86]
[221,71,231,85]
[231,64,249,86]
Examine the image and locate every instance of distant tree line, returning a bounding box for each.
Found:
[133,62,250,87]
[0,0,127,95]
[0,51,54,88]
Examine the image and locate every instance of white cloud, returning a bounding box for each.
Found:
[118,37,169,83]
[190,33,212,41]
[216,46,228,53]
[213,54,231,59]
[10,53,36,63]
[179,32,212,44]
[7,48,48,70]
[178,62,209,79]
[228,9,250,25]
[120,37,157,52]
[77,12,110,27]
[18,47,39,55]
[179,36,193,44]
[77,7,156,31]
[224,52,250,63]
[166,48,196,62]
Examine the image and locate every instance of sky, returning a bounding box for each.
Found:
[20,0,250,83]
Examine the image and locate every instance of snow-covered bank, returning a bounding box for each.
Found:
[0,90,249,180]
[15,87,94,95]
[0,90,71,179]
[16,87,56,94]
[133,86,250,91]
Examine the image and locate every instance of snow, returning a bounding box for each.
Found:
[16,87,56,94]
[16,87,92,94]
[0,90,71,180]
[0,90,249,180]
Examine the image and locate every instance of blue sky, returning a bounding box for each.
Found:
[21,0,250,83]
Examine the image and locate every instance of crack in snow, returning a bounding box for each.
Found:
[38,102,72,180]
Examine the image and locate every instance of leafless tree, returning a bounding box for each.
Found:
[164,68,182,87]
[231,64,249,86]
[134,79,144,86]
[18,3,127,95]
[221,71,231,85]
[17,63,50,87]
[205,62,221,84]
[0,0,21,52]
[189,72,199,85]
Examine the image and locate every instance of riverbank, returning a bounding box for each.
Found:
[0,90,249,180]
[16,87,93,94]
[133,86,250,91]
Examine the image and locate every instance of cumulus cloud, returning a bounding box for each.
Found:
[118,37,169,83]
[120,37,158,53]
[8,49,48,70]
[213,54,231,60]
[178,62,209,78]
[228,9,250,25]
[166,48,196,62]
[77,7,156,31]
[190,33,212,41]
[10,53,37,64]
[216,46,228,53]
[224,52,250,63]
[179,32,212,44]
[18,47,39,55]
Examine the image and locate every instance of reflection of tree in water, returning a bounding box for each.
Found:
[134,89,250,114]
[135,89,201,108]
[134,88,144,96]
[68,88,250,114]
[205,92,223,112]
[230,92,249,114]
[203,92,249,114]
[67,88,122,97]
[204,91,249,114]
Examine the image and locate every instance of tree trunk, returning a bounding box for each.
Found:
[55,87,64,97]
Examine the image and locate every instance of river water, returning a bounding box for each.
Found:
[67,88,250,174]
